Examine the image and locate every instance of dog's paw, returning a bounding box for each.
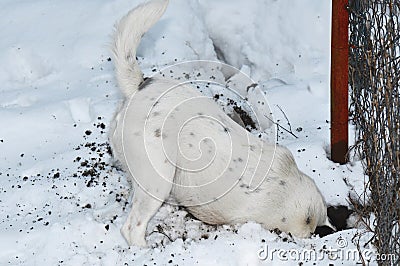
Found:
[121,223,147,247]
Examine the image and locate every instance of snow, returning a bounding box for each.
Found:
[0,0,377,265]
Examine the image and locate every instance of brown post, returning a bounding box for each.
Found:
[331,0,349,164]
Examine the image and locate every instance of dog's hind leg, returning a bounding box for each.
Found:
[120,151,176,247]
[121,182,172,247]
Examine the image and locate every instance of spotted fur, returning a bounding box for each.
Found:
[110,0,333,247]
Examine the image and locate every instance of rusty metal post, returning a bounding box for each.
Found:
[331,0,349,164]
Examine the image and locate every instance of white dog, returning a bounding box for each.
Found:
[110,0,333,247]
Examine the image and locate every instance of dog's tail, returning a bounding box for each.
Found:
[112,0,169,97]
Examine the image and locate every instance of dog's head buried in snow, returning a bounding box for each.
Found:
[110,0,334,247]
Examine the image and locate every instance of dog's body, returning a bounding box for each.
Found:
[111,0,332,247]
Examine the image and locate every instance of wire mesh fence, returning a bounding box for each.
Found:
[348,0,400,265]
